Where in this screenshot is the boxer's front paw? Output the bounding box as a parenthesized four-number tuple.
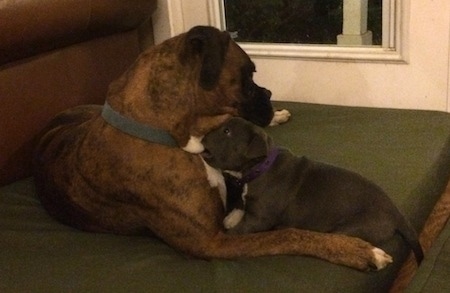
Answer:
(371, 247, 393, 270)
(269, 109, 291, 126)
(332, 236, 394, 271)
(223, 209, 245, 229)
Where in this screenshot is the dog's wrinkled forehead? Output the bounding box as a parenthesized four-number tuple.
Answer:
(228, 41, 256, 82)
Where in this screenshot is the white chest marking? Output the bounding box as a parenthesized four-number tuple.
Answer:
(201, 157, 226, 206)
(182, 136, 204, 154)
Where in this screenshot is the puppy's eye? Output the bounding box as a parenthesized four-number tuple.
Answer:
(223, 128, 231, 135)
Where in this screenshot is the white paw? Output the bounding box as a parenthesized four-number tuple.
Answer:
(269, 109, 291, 126)
(371, 247, 393, 270)
(182, 136, 204, 153)
(223, 209, 245, 229)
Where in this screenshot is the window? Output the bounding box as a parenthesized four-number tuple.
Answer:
(208, 0, 404, 62)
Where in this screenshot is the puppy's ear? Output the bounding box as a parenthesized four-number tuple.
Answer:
(245, 133, 269, 161)
(181, 26, 230, 90)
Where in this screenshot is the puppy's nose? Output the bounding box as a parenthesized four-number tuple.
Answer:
(264, 88, 272, 99)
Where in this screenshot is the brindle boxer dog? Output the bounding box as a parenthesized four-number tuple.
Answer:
(33, 26, 392, 270)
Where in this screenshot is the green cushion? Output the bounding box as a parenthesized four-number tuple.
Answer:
(405, 219, 450, 293)
(268, 102, 450, 231)
(1, 102, 450, 292)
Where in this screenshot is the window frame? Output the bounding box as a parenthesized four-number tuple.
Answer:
(208, 0, 406, 63)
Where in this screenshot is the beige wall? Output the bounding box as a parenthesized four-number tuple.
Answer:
(154, 0, 450, 112)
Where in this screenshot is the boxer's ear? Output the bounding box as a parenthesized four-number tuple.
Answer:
(245, 133, 269, 161)
(182, 26, 230, 90)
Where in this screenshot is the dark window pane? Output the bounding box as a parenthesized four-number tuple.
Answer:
(224, 0, 382, 45)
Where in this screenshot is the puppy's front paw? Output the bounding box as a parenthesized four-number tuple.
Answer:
(223, 209, 245, 229)
(371, 247, 393, 270)
(270, 109, 291, 126)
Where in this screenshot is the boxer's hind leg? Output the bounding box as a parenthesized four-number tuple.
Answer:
(186, 228, 393, 271)
(142, 194, 393, 271)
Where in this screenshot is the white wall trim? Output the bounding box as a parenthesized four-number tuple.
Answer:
(206, 0, 224, 30)
(447, 23, 450, 112)
(152, 0, 185, 44)
(167, 0, 185, 36)
(232, 43, 403, 63)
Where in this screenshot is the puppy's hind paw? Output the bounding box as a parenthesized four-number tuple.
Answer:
(270, 109, 291, 126)
(371, 247, 393, 271)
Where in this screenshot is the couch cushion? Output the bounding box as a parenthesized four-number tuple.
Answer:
(267, 102, 450, 231)
(0, 0, 157, 65)
(405, 219, 450, 292)
(0, 31, 142, 186)
(1, 102, 450, 292)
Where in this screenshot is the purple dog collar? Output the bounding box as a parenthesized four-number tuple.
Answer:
(238, 147, 280, 185)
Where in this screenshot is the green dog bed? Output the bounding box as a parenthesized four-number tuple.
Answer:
(405, 217, 450, 292)
(1, 102, 450, 292)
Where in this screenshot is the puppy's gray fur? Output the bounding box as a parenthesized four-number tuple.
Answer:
(201, 117, 424, 263)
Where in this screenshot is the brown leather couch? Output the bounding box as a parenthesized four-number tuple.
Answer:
(0, 0, 157, 185)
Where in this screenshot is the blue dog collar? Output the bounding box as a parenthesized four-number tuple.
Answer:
(101, 101, 178, 147)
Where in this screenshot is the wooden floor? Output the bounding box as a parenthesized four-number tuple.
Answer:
(389, 181, 450, 292)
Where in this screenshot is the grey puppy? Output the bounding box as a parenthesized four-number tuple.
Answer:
(201, 117, 423, 264)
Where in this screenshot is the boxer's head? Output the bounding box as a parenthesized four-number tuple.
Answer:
(179, 26, 274, 127)
(106, 26, 274, 151)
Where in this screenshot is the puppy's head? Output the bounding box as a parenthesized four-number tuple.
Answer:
(201, 117, 271, 171)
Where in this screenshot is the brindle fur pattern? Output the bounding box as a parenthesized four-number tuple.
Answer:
(33, 26, 391, 270)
